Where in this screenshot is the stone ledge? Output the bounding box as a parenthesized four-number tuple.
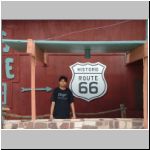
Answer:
(2, 118, 144, 129)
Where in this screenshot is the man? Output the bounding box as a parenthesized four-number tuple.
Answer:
(50, 76, 76, 119)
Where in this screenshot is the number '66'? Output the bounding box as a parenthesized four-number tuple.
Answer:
(79, 82, 98, 94)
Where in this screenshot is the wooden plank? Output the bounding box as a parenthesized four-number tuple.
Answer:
(31, 55, 36, 121)
(35, 45, 44, 63)
(143, 57, 148, 128)
(27, 39, 35, 56)
(27, 39, 36, 121)
(144, 42, 148, 58)
(3, 39, 145, 53)
(126, 43, 148, 64)
(27, 39, 47, 64)
(44, 53, 48, 65)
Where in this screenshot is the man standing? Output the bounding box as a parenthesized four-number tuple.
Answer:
(50, 76, 76, 119)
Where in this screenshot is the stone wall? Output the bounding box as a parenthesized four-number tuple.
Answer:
(2, 118, 144, 129)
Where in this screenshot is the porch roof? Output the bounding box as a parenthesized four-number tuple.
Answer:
(2, 39, 146, 53)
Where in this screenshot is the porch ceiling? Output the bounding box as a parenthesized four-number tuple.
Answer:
(2, 39, 146, 53)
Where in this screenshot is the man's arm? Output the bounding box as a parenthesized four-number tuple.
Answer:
(71, 102, 76, 119)
(50, 101, 55, 119)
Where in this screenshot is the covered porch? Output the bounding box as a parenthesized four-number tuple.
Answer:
(2, 39, 148, 129)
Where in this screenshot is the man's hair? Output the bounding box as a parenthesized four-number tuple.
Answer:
(59, 76, 68, 82)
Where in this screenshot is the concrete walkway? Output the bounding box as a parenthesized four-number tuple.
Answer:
(2, 118, 144, 129)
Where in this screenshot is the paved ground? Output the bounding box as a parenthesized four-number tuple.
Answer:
(2, 118, 144, 129)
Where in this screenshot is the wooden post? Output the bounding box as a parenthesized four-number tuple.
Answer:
(2, 107, 10, 128)
(126, 44, 145, 64)
(31, 56, 36, 121)
(120, 104, 126, 118)
(143, 43, 148, 129)
(126, 43, 148, 128)
(27, 39, 36, 121)
(143, 57, 148, 129)
(26, 39, 46, 121)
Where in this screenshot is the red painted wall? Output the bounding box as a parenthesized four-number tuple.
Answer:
(2, 20, 144, 118)
(2, 53, 143, 118)
(2, 20, 146, 41)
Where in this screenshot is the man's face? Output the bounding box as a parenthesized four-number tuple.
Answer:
(59, 79, 67, 88)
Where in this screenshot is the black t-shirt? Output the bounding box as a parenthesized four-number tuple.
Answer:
(51, 87, 74, 119)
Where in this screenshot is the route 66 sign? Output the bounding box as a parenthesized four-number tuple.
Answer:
(69, 62, 107, 102)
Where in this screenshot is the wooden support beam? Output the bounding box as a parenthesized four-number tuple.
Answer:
(27, 39, 47, 65)
(35, 45, 44, 62)
(44, 53, 48, 65)
(126, 43, 148, 64)
(143, 57, 148, 129)
(27, 39, 36, 56)
(27, 39, 36, 121)
(26, 39, 48, 121)
(126, 42, 148, 128)
(30, 56, 36, 121)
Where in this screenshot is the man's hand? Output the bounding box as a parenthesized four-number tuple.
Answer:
(71, 102, 76, 119)
(50, 102, 55, 121)
(72, 114, 76, 119)
(50, 115, 53, 120)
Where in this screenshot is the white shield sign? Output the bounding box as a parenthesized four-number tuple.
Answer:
(69, 62, 107, 102)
